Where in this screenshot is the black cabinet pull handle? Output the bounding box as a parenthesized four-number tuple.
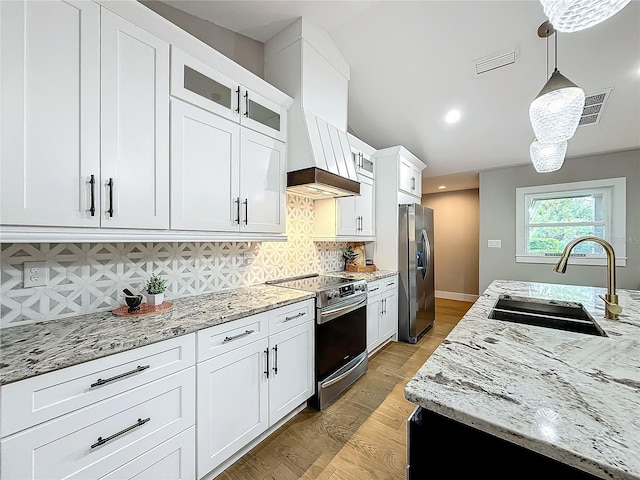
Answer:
(244, 91, 249, 118)
(235, 87, 240, 113)
(273, 345, 278, 375)
(89, 175, 96, 216)
(91, 417, 150, 449)
(223, 329, 254, 343)
(90, 365, 150, 388)
(411, 177, 416, 190)
(234, 197, 240, 225)
(243, 199, 248, 225)
(264, 348, 269, 379)
(107, 178, 114, 217)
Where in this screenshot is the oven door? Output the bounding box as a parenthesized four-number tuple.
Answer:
(316, 294, 367, 381)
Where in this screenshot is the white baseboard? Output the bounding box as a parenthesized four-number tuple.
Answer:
(436, 290, 479, 302)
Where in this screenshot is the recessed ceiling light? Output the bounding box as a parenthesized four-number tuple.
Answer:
(445, 110, 461, 124)
(438, 185, 447, 190)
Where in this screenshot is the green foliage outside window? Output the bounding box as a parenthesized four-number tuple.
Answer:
(527, 194, 605, 255)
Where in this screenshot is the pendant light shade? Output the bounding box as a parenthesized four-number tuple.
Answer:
(530, 139, 567, 173)
(529, 69, 585, 143)
(540, 0, 631, 33)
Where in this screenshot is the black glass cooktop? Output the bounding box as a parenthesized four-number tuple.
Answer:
(267, 274, 355, 293)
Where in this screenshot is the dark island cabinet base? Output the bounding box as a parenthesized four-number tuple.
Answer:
(407, 406, 601, 479)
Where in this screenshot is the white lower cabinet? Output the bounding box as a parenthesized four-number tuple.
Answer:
(196, 336, 270, 478)
(0, 368, 195, 480)
(196, 299, 314, 478)
(268, 321, 314, 425)
(366, 276, 398, 355)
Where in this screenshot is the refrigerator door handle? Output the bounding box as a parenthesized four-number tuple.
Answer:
(421, 229, 430, 280)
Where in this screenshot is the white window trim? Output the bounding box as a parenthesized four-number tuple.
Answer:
(515, 178, 627, 266)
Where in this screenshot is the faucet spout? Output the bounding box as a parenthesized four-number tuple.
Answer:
(553, 236, 621, 320)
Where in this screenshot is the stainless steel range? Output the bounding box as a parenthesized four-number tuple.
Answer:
(267, 274, 368, 410)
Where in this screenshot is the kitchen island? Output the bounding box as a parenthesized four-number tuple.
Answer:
(405, 279, 640, 479)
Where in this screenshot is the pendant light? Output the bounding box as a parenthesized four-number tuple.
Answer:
(540, 0, 631, 33)
(529, 22, 585, 144)
(530, 139, 567, 173)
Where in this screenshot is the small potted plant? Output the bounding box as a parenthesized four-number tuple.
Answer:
(343, 245, 359, 270)
(144, 273, 167, 306)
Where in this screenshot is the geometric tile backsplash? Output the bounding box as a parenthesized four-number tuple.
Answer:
(0, 194, 348, 328)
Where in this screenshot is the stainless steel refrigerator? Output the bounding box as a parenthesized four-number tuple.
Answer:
(398, 204, 435, 343)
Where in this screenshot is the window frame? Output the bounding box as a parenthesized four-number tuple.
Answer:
(515, 178, 626, 266)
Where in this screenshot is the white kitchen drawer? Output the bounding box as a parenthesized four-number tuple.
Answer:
(1, 334, 195, 438)
(367, 280, 383, 299)
(268, 299, 314, 334)
(381, 276, 398, 293)
(0, 368, 195, 480)
(196, 312, 268, 363)
(99, 427, 195, 480)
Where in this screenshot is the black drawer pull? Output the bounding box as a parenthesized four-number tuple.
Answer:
(90, 365, 150, 388)
(369, 287, 379, 292)
(223, 329, 254, 343)
(273, 345, 278, 375)
(107, 178, 114, 217)
(284, 312, 305, 323)
(91, 417, 150, 449)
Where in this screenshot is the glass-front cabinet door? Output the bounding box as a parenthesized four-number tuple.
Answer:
(171, 47, 240, 122)
(171, 47, 286, 142)
(240, 88, 287, 142)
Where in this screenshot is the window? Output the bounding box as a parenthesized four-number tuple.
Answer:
(516, 178, 626, 266)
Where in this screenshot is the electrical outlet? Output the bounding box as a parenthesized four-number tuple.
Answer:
(24, 262, 48, 287)
(488, 240, 502, 248)
(243, 253, 254, 266)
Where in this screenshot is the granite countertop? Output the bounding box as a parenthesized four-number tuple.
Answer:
(0, 284, 314, 386)
(405, 279, 640, 480)
(324, 269, 397, 282)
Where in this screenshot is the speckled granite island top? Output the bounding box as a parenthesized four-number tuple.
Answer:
(0, 284, 314, 386)
(405, 279, 640, 480)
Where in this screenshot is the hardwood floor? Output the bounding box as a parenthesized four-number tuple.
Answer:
(218, 298, 473, 480)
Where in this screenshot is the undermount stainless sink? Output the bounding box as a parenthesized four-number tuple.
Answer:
(488, 294, 607, 337)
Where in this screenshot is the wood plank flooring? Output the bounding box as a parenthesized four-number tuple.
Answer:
(218, 298, 473, 480)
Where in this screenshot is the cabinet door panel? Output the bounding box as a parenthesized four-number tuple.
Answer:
(366, 296, 381, 353)
(381, 290, 398, 341)
(197, 339, 269, 477)
(0, 0, 100, 227)
(170, 47, 239, 122)
(356, 176, 375, 236)
(268, 322, 313, 425)
(170, 100, 240, 231)
(101, 9, 169, 229)
(336, 196, 357, 236)
(239, 129, 286, 233)
(241, 88, 286, 142)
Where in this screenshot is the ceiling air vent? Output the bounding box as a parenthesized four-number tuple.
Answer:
(578, 88, 612, 127)
(474, 49, 518, 76)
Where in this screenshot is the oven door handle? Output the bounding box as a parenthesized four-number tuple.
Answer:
(321, 354, 368, 388)
(318, 295, 367, 324)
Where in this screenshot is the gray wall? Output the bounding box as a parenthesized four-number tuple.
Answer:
(140, 1, 264, 78)
(479, 149, 640, 293)
(422, 189, 479, 297)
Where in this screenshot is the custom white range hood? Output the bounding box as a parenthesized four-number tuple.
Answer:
(265, 18, 360, 199)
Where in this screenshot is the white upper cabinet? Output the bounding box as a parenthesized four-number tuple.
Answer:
(171, 48, 287, 142)
(171, 100, 285, 234)
(399, 158, 422, 199)
(0, 0, 101, 227)
(170, 100, 240, 232)
(101, 9, 170, 230)
(240, 129, 287, 234)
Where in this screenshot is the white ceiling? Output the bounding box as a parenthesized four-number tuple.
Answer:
(163, 1, 640, 192)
